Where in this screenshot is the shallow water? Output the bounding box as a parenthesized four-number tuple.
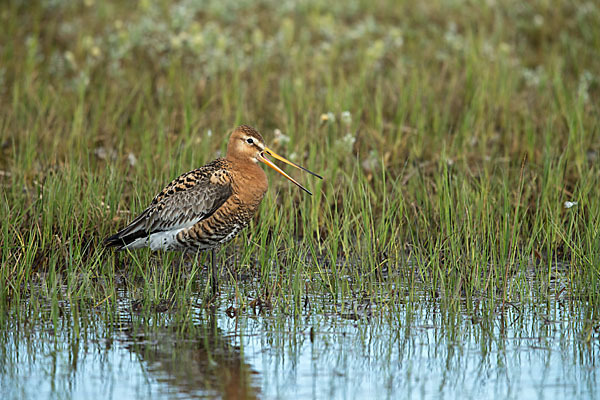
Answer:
(1, 286, 598, 400)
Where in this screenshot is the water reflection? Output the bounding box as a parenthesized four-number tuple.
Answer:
(0, 289, 598, 400)
(122, 310, 259, 399)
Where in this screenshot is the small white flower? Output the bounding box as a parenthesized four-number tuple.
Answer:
(64, 51, 77, 68)
(127, 152, 137, 166)
(206, 129, 212, 137)
(577, 71, 594, 103)
(335, 133, 355, 153)
(341, 111, 352, 126)
(361, 150, 379, 173)
(564, 201, 578, 209)
(342, 132, 355, 147)
(273, 129, 290, 145)
(94, 147, 108, 160)
(75, 71, 90, 89)
(522, 67, 543, 87)
(320, 112, 336, 124)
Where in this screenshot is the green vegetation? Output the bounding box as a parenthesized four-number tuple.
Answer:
(1, 0, 599, 331)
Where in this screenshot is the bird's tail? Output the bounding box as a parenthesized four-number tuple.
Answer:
(103, 211, 150, 250)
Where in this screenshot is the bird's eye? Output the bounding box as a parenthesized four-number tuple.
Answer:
(246, 138, 254, 144)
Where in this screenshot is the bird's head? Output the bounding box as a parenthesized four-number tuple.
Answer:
(226, 125, 322, 195)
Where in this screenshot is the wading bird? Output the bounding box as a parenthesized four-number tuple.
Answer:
(104, 125, 321, 293)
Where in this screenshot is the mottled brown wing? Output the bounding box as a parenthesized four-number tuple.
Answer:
(147, 177, 231, 231)
(104, 160, 232, 248)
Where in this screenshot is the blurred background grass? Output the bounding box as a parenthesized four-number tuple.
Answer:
(1, 0, 599, 312)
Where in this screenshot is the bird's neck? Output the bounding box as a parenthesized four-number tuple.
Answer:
(227, 157, 268, 202)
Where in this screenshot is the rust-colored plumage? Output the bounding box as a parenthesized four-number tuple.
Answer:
(104, 125, 321, 291)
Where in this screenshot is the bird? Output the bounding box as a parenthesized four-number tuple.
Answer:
(103, 125, 322, 293)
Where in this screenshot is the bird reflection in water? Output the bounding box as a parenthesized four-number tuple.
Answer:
(122, 311, 259, 399)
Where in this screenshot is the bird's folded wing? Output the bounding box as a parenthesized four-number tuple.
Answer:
(146, 179, 232, 233)
(104, 167, 232, 247)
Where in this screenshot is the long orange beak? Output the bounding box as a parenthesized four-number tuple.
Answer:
(258, 147, 322, 195)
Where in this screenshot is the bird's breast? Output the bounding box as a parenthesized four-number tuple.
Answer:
(231, 164, 268, 205)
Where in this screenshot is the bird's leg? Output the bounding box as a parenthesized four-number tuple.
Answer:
(211, 248, 218, 295)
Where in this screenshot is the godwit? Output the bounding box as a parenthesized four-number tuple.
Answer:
(104, 125, 321, 292)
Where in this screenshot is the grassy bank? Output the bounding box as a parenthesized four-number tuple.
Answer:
(1, 0, 599, 326)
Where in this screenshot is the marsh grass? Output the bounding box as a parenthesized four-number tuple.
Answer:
(0, 0, 599, 337)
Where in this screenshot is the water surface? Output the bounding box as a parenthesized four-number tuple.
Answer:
(1, 286, 598, 399)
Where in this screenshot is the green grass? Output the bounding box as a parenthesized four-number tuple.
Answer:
(1, 0, 599, 331)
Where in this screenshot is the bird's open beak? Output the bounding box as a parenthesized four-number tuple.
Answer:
(258, 147, 323, 195)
